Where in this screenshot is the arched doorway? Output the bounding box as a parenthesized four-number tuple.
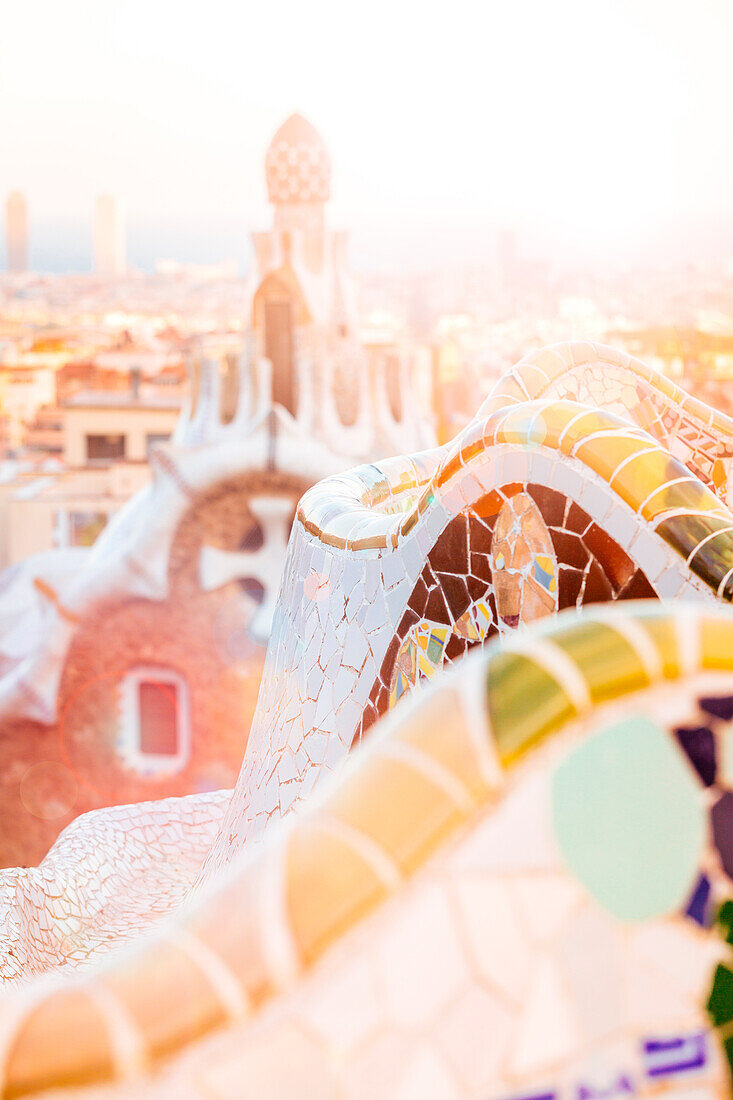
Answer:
(253, 267, 311, 419)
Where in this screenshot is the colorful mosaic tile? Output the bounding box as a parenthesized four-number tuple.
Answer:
(3, 604, 733, 1096)
(552, 714, 706, 921)
(4, 344, 733, 1097)
(208, 345, 733, 865)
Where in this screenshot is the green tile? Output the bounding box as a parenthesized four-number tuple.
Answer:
(721, 1032, 733, 1079)
(708, 964, 733, 1027)
(551, 621, 650, 704)
(552, 714, 705, 921)
(656, 514, 733, 593)
(717, 901, 733, 947)
(488, 651, 577, 765)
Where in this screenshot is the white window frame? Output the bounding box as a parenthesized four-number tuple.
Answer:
(119, 666, 191, 776)
(53, 509, 71, 548)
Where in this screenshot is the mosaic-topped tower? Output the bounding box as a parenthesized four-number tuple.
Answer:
(247, 114, 356, 393)
(265, 113, 331, 232)
(245, 114, 430, 456)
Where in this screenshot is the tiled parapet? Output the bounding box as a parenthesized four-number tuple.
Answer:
(204, 380, 733, 867)
(6, 603, 733, 1096)
(481, 340, 733, 505)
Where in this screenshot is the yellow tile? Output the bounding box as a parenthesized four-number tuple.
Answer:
(701, 617, 733, 670)
(397, 687, 494, 804)
(610, 449, 688, 513)
(572, 432, 653, 484)
(286, 822, 389, 965)
(5, 991, 114, 1096)
(326, 754, 466, 879)
(558, 409, 625, 456)
(102, 940, 226, 1062)
(640, 477, 722, 522)
(551, 621, 650, 704)
(638, 613, 682, 678)
(488, 651, 577, 766)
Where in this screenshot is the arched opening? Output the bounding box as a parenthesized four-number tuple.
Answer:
(240, 520, 264, 553)
(334, 357, 360, 427)
(253, 267, 310, 420)
(264, 301, 297, 415)
(189, 355, 201, 419)
(385, 352, 403, 423)
(219, 353, 240, 425)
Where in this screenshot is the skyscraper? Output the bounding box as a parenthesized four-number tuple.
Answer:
(5, 191, 28, 274)
(94, 194, 125, 278)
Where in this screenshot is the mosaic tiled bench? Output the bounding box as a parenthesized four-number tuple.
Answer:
(3, 603, 733, 1096)
(5, 343, 733, 1097)
(210, 342, 733, 858)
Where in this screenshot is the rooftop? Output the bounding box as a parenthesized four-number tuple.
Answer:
(62, 390, 182, 410)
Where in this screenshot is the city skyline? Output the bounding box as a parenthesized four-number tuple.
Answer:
(1, 0, 733, 274)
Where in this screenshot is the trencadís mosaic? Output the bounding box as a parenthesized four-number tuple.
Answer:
(4, 343, 733, 1098)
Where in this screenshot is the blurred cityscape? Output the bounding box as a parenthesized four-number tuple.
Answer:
(2, 128, 733, 572)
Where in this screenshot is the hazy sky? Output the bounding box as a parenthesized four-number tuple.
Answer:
(1, 0, 732, 272)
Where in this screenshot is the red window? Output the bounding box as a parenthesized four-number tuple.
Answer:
(138, 680, 180, 756)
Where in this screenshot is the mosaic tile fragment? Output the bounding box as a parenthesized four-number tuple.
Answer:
(552, 715, 706, 921)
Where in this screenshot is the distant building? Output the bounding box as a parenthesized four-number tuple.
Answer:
(608, 325, 733, 384)
(5, 191, 28, 274)
(0, 381, 181, 567)
(94, 194, 125, 278)
(60, 385, 180, 467)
